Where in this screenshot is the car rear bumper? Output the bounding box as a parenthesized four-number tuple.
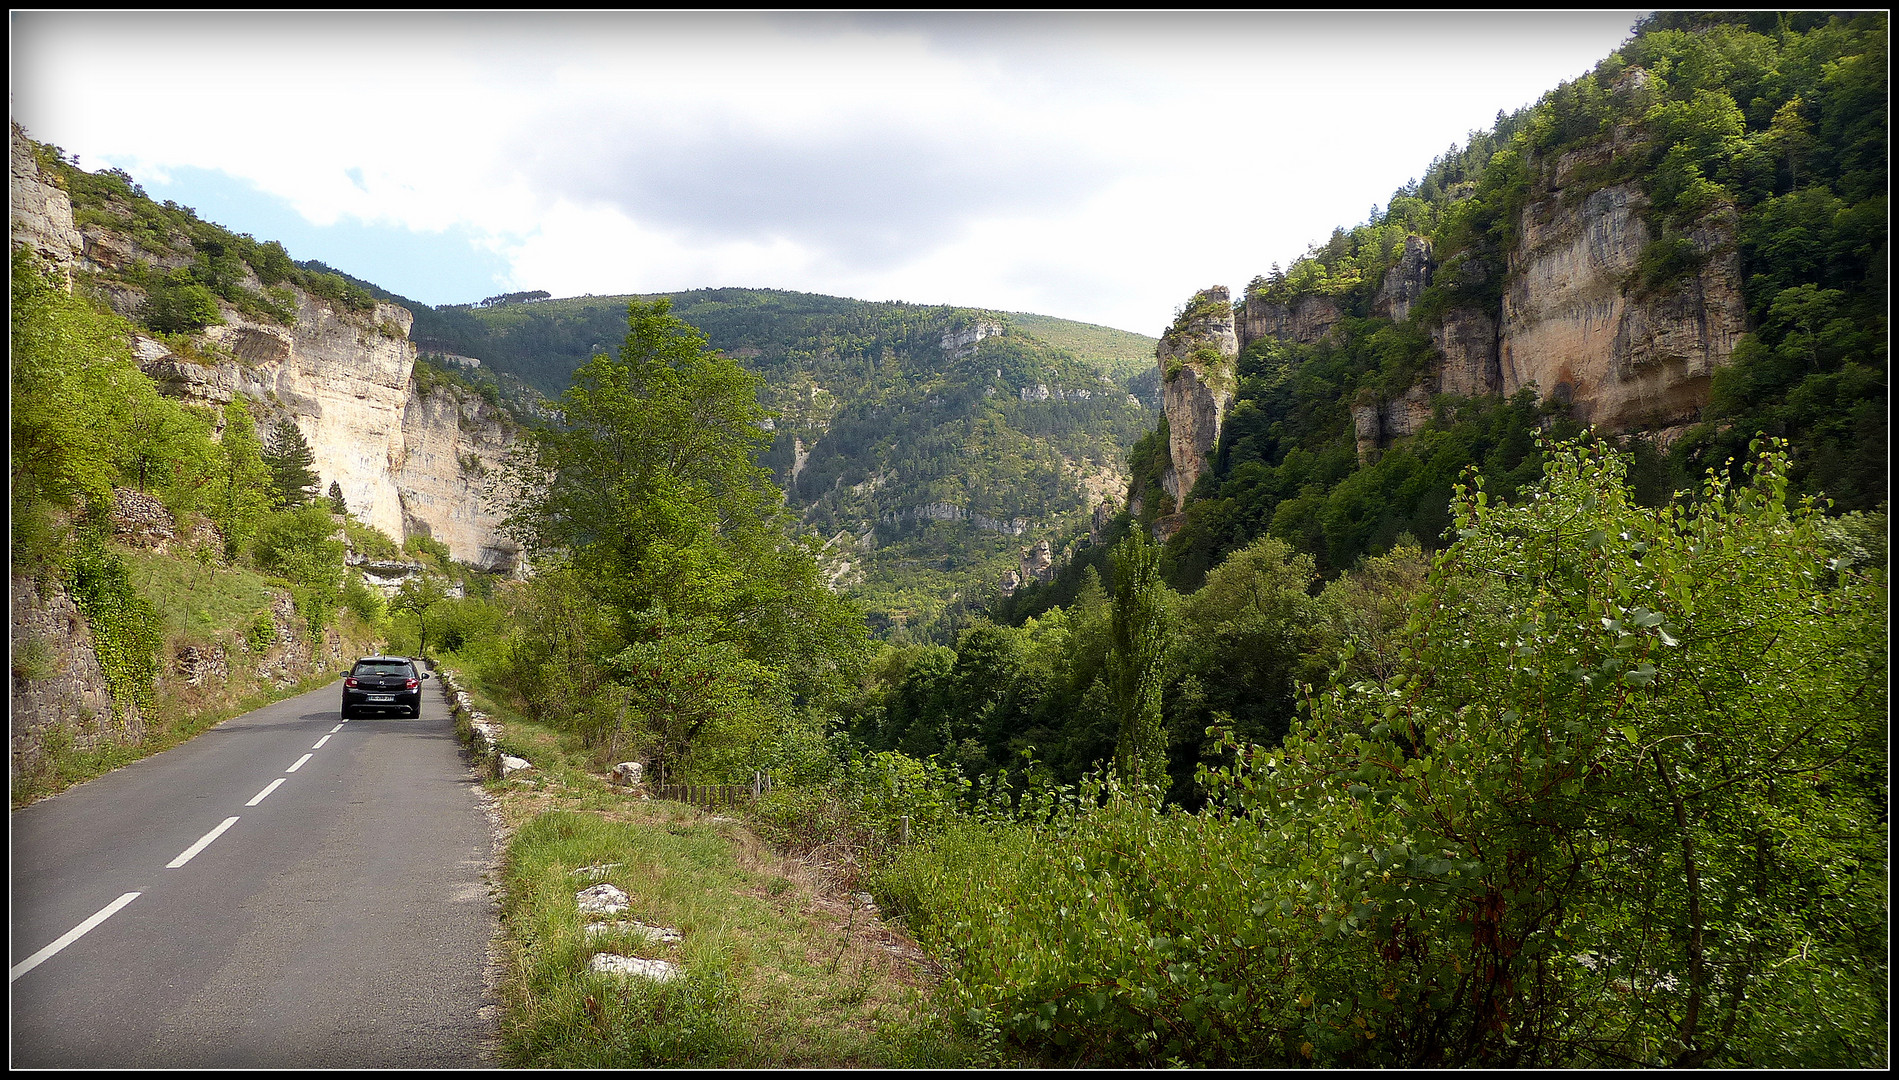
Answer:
(343, 690, 422, 713)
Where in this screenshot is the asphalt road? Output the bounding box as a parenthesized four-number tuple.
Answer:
(10, 675, 498, 1068)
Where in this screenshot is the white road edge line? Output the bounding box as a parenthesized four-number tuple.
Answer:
(313, 734, 331, 749)
(287, 753, 314, 772)
(245, 779, 285, 807)
(168, 815, 241, 868)
(10, 892, 142, 982)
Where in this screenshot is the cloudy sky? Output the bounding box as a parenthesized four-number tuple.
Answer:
(12, 11, 1645, 335)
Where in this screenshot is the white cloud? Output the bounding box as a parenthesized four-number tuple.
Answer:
(11, 11, 1644, 334)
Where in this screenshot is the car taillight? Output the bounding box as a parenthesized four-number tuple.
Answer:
(345, 677, 359, 688)
(405, 678, 419, 690)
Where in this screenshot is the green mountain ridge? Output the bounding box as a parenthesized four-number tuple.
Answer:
(163, 255, 1163, 639)
(405, 287, 1160, 636)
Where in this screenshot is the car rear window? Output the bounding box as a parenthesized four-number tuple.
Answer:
(352, 660, 415, 677)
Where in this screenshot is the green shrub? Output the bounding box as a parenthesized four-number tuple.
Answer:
(342, 574, 386, 624)
(65, 524, 163, 718)
(140, 281, 225, 335)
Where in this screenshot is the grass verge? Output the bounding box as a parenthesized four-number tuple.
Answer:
(440, 668, 992, 1067)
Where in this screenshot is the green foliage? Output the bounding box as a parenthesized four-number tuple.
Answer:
(249, 504, 345, 634)
(1107, 533, 1170, 794)
(1222, 437, 1887, 1065)
(1209, 11, 1888, 554)
(390, 574, 450, 654)
(412, 287, 1153, 638)
(498, 297, 870, 772)
(65, 524, 164, 719)
(11, 247, 145, 510)
(340, 516, 401, 561)
(879, 438, 1885, 1067)
(138, 278, 225, 335)
(262, 418, 321, 509)
(210, 399, 275, 560)
(340, 573, 385, 625)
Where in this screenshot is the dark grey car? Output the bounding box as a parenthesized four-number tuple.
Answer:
(342, 656, 425, 717)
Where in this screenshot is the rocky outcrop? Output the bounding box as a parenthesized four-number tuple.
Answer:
(1157, 287, 1240, 508)
(393, 384, 521, 572)
(10, 122, 82, 279)
(1499, 181, 1746, 430)
(1239, 292, 1343, 349)
(940, 319, 1003, 358)
(881, 503, 1031, 536)
(9, 569, 354, 784)
(13, 123, 521, 571)
(998, 538, 1060, 595)
(123, 296, 517, 569)
(10, 574, 130, 781)
(1432, 307, 1502, 396)
(1372, 235, 1433, 323)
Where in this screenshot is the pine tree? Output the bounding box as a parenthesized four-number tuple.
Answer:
(1109, 531, 1170, 796)
(262, 418, 320, 508)
(328, 480, 348, 515)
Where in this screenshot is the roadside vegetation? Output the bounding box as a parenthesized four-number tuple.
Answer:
(11, 11, 1884, 1066)
(417, 276, 1881, 1067)
(8, 245, 462, 806)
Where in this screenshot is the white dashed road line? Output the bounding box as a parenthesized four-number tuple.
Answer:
(21, 713, 353, 980)
(11, 892, 142, 982)
(168, 815, 241, 868)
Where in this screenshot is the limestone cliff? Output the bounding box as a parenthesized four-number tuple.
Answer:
(1500, 172, 1746, 430)
(9, 122, 82, 283)
(11, 129, 522, 570)
(1238, 163, 1745, 464)
(393, 383, 521, 571)
(1156, 287, 1240, 509)
(1238, 291, 1342, 349)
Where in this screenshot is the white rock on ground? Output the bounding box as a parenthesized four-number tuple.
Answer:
(570, 863, 623, 880)
(576, 883, 630, 915)
(501, 755, 532, 775)
(585, 921, 681, 944)
(588, 954, 680, 981)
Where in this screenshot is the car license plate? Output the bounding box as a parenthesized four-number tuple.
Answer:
(369, 695, 394, 702)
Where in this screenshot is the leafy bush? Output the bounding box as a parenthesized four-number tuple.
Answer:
(249, 504, 346, 634)
(66, 523, 164, 718)
(883, 438, 1886, 1067)
(139, 280, 225, 335)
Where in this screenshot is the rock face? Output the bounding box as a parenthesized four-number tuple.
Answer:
(10, 574, 131, 781)
(1432, 307, 1502, 397)
(9, 568, 352, 783)
(1372, 235, 1434, 323)
(11, 125, 521, 571)
(393, 384, 521, 572)
(1238, 292, 1342, 349)
(940, 319, 1003, 358)
(113, 288, 516, 571)
(10, 123, 82, 280)
(881, 503, 1031, 536)
(1500, 182, 1746, 430)
(1235, 181, 1744, 470)
(1157, 287, 1240, 507)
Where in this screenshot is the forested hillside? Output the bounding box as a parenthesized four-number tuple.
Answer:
(11, 10, 1885, 1068)
(1125, 10, 1886, 593)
